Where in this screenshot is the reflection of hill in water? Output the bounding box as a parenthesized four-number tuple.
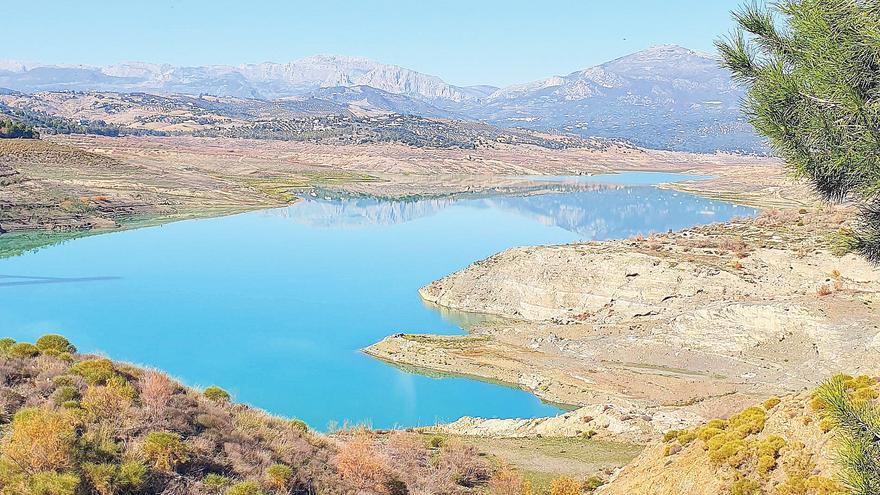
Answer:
(482, 188, 754, 239)
(271, 185, 755, 239)
(272, 196, 458, 228)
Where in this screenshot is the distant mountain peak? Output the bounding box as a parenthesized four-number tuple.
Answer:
(0, 46, 763, 153)
(607, 44, 716, 66)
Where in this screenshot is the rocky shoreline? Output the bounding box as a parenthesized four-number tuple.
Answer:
(364, 176, 880, 442)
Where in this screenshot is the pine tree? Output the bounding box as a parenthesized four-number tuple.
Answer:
(816, 376, 880, 494)
(716, 0, 880, 262)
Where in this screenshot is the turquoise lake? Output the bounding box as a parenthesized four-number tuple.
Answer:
(0, 172, 756, 429)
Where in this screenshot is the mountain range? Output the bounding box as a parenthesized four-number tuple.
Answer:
(0, 46, 763, 153)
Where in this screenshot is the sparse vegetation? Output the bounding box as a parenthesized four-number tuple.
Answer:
(1, 102, 165, 137)
(0, 334, 502, 494)
(655, 379, 877, 495)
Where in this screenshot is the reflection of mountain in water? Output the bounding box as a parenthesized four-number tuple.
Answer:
(272, 186, 755, 238)
(271, 196, 458, 228)
(482, 188, 755, 239)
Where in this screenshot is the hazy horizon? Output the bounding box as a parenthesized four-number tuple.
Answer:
(5, 0, 743, 87)
(0, 43, 715, 90)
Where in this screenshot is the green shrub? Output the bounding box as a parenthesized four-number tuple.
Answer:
(42, 349, 62, 358)
(69, 358, 116, 385)
(53, 386, 79, 405)
(290, 418, 309, 432)
(28, 471, 80, 495)
(80, 460, 146, 494)
(266, 463, 293, 491)
(82, 462, 116, 495)
(226, 480, 265, 495)
(706, 433, 746, 465)
(204, 386, 231, 403)
(0, 337, 16, 355)
(755, 435, 786, 476)
(583, 475, 604, 492)
(728, 407, 766, 437)
(4, 407, 77, 473)
(78, 429, 122, 462)
(142, 431, 188, 472)
(697, 426, 724, 442)
(8, 342, 40, 358)
(428, 435, 445, 448)
(676, 430, 697, 445)
(53, 375, 75, 387)
(116, 461, 147, 490)
(663, 429, 680, 442)
(763, 397, 781, 410)
(729, 477, 761, 495)
(202, 473, 232, 493)
(204, 473, 233, 490)
(36, 334, 76, 354)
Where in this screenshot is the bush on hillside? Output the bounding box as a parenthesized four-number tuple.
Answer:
(0, 334, 497, 494)
(36, 334, 77, 354)
(142, 432, 188, 473)
(69, 358, 116, 385)
(203, 385, 231, 403)
(7, 342, 39, 358)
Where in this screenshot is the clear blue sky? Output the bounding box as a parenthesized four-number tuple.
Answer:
(5, 0, 745, 87)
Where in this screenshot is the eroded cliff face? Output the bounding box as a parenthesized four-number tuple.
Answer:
(367, 207, 880, 433)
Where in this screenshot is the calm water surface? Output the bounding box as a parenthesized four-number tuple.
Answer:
(0, 173, 755, 429)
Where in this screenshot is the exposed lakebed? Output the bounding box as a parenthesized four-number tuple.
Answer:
(0, 173, 756, 429)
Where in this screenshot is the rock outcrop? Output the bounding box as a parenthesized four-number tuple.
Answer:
(368, 208, 880, 427)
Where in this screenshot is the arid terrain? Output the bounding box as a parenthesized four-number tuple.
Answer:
(370, 205, 879, 419)
(0, 133, 774, 253)
(2, 132, 875, 492)
(357, 155, 879, 491)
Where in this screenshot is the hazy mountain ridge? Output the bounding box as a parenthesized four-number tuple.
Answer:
(0, 46, 764, 152)
(469, 45, 759, 152)
(0, 55, 475, 102)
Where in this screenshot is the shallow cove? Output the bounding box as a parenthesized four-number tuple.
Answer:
(0, 172, 756, 429)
